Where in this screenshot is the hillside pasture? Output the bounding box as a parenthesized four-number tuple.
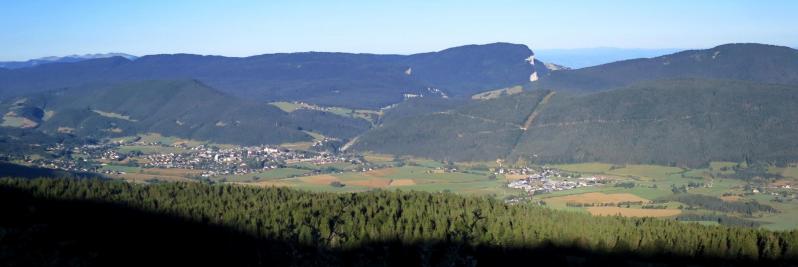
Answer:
(471, 85, 524, 100)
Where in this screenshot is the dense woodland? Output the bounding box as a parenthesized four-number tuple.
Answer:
(361, 79, 798, 167)
(1, 177, 797, 266)
(0, 43, 541, 109)
(2, 80, 373, 145)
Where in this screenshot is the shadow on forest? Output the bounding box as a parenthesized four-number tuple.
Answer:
(0, 186, 789, 267)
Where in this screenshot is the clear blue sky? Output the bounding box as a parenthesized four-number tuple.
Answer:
(1, 0, 796, 60)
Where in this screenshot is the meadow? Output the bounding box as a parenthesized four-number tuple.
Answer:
(99, 139, 798, 230)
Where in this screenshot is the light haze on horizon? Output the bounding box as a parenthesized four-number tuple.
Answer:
(1, 0, 796, 61)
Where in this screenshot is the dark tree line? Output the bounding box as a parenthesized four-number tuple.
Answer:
(1, 177, 797, 265)
(665, 193, 778, 215)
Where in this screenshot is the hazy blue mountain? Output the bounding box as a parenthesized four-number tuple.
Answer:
(0, 43, 548, 109)
(535, 43, 798, 92)
(0, 53, 137, 69)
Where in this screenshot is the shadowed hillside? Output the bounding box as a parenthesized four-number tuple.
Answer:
(1, 177, 795, 266)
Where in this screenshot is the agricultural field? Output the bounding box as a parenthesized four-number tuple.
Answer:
(536, 162, 798, 230)
(217, 167, 311, 182)
(94, 141, 798, 230)
(102, 164, 198, 183)
(234, 164, 516, 197)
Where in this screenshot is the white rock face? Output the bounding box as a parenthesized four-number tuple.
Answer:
(529, 71, 539, 82)
(526, 54, 538, 82)
(526, 55, 536, 65)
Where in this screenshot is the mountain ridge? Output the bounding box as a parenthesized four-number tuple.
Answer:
(535, 43, 798, 92)
(0, 53, 137, 69)
(0, 43, 547, 109)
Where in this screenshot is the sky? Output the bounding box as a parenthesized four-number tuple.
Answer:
(1, 0, 797, 61)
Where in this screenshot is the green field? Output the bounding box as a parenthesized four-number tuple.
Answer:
(100, 164, 141, 173)
(218, 168, 311, 182)
(235, 165, 520, 198)
(93, 148, 798, 230)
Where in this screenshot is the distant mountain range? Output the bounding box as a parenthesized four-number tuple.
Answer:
(0, 53, 138, 69)
(0, 43, 551, 109)
(2, 42, 798, 166)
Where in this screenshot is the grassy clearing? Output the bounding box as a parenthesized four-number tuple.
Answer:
(551, 163, 613, 173)
(605, 165, 684, 181)
(471, 85, 524, 100)
(100, 164, 141, 173)
(92, 109, 137, 121)
(363, 153, 396, 164)
(270, 101, 302, 112)
(106, 172, 193, 183)
(1, 113, 37, 128)
(303, 130, 326, 141)
(269, 101, 381, 123)
(586, 207, 681, 217)
(220, 168, 311, 182)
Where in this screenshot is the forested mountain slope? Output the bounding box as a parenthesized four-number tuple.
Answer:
(353, 90, 551, 161)
(535, 43, 798, 92)
(1, 80, 371, 145)
(355, 79, 798, 166)
(0, 43, 547, 108)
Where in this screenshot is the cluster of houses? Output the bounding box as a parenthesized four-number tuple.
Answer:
(20, 155, 96, 173)
(506, 167, 605, 194)
(140, 144, 359, 177)
(20, 137, 363, 179)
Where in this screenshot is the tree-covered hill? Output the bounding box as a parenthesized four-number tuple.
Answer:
(1, 80, 370, 145)
(514, 79, 798, 166)
(0, 177, 795, 266)
(536, 43, 798, 92)
(0, 43, 546, 109)
(353, 90, 551, 161)
(355, 79, 798, 166)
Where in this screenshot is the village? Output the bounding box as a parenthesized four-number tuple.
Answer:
(504, 166, 607, 194)
(13, 137, 363, 179)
